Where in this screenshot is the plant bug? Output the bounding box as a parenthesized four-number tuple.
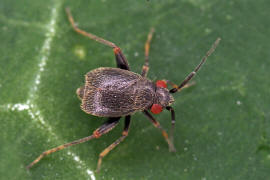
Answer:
(27, 8, 221, 172)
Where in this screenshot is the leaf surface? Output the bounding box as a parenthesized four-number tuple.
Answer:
(1, 0, 270, 179)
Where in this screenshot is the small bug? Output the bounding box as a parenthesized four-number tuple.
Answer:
(27, 8, 220, 172)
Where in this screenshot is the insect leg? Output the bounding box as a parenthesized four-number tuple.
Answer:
(113, 47, 130, 70)
(141, 28, 155, 77)
(143, 110, 176, 152)
(96, 115, 131, 172)
(26, 117, 120, 169)
(166, 106, 175, 148)
(170, 38, 221, 93)
(65, 8, 130, 70)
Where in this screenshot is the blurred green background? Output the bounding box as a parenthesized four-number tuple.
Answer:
(0, 0, 269, 179)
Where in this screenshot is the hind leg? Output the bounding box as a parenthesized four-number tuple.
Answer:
(26, 117, 121, 169)
(66, 8, 130, 70)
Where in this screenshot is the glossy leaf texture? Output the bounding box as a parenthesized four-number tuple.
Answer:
(0, 0, 270, 179)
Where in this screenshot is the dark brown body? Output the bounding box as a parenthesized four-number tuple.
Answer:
(77, 67, 157, 117)
(26, 9, 220, 172)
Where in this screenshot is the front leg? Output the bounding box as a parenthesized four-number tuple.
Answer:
(143, 110, 176, 152)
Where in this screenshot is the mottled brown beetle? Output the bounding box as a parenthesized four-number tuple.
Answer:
(27, 8, 220, 172)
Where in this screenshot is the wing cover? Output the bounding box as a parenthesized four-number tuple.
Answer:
(81, 67, 155, 117)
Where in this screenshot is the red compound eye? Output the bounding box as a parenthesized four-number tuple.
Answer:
(151, 104, 163, 114)
(156, 80, 167, 88)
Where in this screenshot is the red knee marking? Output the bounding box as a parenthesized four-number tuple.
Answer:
(93, 130, 101, 138)
(113, 47, 121, 54)
(122, 131, 128, 136)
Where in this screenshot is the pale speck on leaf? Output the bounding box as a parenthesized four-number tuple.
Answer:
(226, 14, 233, 20)
(205, 28, 212, 34)
(236, 100, 242, 105)
(134, 52, 139, 57)
(74, 45, 87, 60)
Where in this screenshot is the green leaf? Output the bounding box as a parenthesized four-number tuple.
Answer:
(1, 0, 270, 179)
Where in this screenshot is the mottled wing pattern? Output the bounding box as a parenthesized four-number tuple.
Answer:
(80, 67, 155, 117)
